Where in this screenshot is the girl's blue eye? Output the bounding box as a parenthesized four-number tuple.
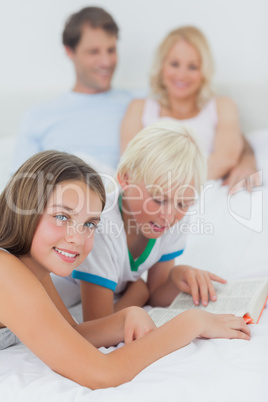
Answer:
(55, 214, 68, 221)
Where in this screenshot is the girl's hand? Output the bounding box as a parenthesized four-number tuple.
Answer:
(123, 306, 156, 344)
(170, 265, 227, 307)
(196, 310, 251, 340)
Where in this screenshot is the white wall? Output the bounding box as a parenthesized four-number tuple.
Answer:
(0, 0, 267, 136)
(1, 0, 267, 89)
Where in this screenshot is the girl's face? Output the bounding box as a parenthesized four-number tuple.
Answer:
(161, 40, 203, 102)
(121, 178, 196, 239)
(30, 180, 102, 277)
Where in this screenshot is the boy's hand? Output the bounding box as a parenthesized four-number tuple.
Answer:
(196, 310, 251, 340)
(170, 265, 227, 306)
(124, 306, 156, 344)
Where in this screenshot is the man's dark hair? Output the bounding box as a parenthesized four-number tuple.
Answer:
(62, 6, 119, 50)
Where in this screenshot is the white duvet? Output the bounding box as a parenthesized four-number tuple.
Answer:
(1, 310, 268, 402)
(1, 131, 268, 402)
(1, 182, 268, 402)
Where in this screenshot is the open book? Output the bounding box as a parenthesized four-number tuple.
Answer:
(149, 278, 268, 327)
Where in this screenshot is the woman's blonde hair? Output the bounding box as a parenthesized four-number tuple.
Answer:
(0, 150, 106, 256)
(150, 26, 214, 109)
(117, 120, 207, 196)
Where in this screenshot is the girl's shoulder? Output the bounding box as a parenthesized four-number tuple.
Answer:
(0, 250, 44, 324)
(0, 248, 14, 263)
(0, 250, 37, 291)
(0, 250, 26, 278)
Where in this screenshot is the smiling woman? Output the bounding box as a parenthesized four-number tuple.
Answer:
(120, 25, 244, 182)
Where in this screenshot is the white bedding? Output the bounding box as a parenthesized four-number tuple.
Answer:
(1, 307, 268, 402)
(1, 131, 268, 402)
(1, 187, 268, 402)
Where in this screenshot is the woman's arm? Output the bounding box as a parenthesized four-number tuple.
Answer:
(120, 99, 145, 154)
(222, 137, 261, 193)
(0, 253, 250, 390)
(207, 97, 244, 180)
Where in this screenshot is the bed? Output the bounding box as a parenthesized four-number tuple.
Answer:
(1, 308, 268, 402)
(1, 88, 268, 402)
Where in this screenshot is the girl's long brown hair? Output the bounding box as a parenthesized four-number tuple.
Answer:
(0, 150, 105, 255)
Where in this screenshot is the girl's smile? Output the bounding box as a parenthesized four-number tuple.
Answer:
(52, 247, 80, 263)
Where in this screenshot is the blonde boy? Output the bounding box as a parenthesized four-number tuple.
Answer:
(73, 121, 226, 320)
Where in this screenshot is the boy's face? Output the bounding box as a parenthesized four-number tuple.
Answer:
(121, 179, 196, 239)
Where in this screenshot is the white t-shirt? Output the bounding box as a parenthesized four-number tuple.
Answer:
(142, 97, 218, 156)
(72, 189, 189, 294)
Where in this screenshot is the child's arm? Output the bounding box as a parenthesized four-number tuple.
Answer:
(80, 280, 114, 321)
(147, 260, 226, 307)
(80, 278, 149, 321)
(0, 252, 155, 348)
(114, 278, 150, 311)
(0, 253, 250, 389)
(207, 97, 244, 180)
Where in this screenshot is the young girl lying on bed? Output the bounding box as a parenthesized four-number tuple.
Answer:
(70, 121, 245, 321)
(0, 149, 250, 389)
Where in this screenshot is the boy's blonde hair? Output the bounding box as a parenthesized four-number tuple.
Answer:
(150, 26, 214, 109)
(117, 120, 207, 196)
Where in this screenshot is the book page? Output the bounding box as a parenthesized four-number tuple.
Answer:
(149, 308, 181, 327)
(149, 278, 268, 327)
